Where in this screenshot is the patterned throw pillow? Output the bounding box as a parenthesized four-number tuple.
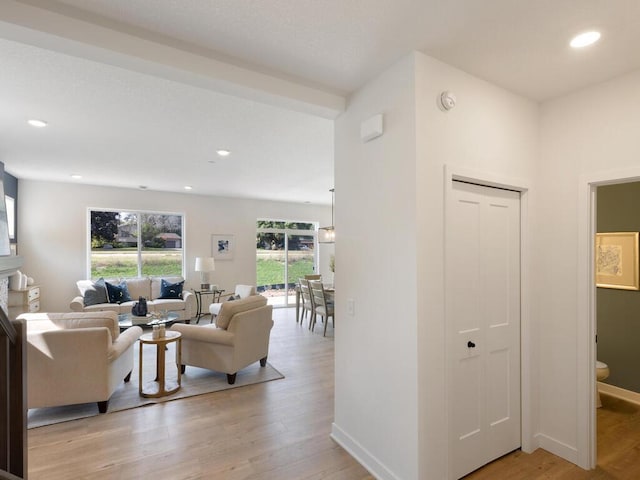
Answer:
(105, 281, 133, 304)
(83, 278, 108, 306)
(159, 279, 184, 299)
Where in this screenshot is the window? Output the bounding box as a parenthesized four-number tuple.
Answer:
(256, 220, 316, 307)
(90, 210, 184, 279)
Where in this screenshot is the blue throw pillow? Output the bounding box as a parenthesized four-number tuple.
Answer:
(159, 279, 184, 299)
(84, 278, 108, 306)
(105, 281, 132, 304)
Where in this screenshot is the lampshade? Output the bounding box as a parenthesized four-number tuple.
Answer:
(195, 256, 215, 272)
(318, 188, 335, 244)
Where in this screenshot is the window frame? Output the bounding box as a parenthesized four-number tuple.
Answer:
(87, 207, 186, 279)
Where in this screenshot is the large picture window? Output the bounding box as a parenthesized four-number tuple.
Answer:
(89, 209, 184, 279)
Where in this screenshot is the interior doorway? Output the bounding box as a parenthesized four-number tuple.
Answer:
(593, 181, 640, 467)
(579, 169, 640, 469)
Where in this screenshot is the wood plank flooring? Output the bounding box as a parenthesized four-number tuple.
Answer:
(27, 308, 640, 479)
(27, 308, 373, 480)
(466, 395, 640, 480)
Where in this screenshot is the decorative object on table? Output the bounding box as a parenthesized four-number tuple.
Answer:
(211, 234, 235, 260)
(131, 296, 148, 317)
(595, 232, 640, 290)
(318, 188, 335, 243)
(9, 270, 29, 290)
(194, 256, 215, 290)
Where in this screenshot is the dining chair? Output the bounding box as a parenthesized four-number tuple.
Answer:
(304, 274, 321, 280)
(298, 278, 315, 328)
(309, 280, 334, 336)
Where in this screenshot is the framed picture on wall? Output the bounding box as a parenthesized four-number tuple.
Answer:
(212, 234, 234, 260)
(595, 232, 640, 290)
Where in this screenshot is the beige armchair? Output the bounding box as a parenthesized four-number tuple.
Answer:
(19, 311, 142, 413)
(171, 295, 273, 384)
(208, 284, 256, 318)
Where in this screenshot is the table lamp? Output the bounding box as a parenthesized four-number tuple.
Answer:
(195, 256, 215, 291)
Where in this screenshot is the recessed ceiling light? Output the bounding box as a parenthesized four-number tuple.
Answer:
(27, 119, 48, 128)
(216, 149, 231, 157)
(70, 174, 82, 179)
(184, 185, 193, 190)
(570, 31, 601, 48)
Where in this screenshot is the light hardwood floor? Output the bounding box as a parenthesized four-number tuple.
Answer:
(466, 394, 640, 479)
(27, 308, 640, 479)
(27, 308, 373, 480)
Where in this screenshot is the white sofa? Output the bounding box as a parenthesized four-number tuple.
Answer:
(19, 311, 142, 413)
(70, 276, 195, 321)
(171, 295, 273, 384)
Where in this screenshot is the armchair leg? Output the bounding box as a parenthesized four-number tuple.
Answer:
(124, 370, 132, 382)
(180, 364, 186, 374)
(227, 373, 237, 384)
(97, 400, 108, 413)
(260, 356, 267, 367)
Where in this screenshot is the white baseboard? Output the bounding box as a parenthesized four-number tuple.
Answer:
(598, 382, 640, 406)
(535, 433, 578, 464)
(330, 423, 400, 480)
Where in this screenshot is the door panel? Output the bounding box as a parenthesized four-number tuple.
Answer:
(448, 181, 521, 479)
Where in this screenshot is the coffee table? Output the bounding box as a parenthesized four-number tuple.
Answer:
(118, 312, 180, 330)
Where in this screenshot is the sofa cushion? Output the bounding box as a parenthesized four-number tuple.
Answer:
(125, 277, 151, 300)
(215, 295, 267, 330)
(159, 279, 184, 299)
(106, 281, 132, 304)
(151, 276, 184, 299)
(83, 278, 108, 306)
(152, 298, 187, 311)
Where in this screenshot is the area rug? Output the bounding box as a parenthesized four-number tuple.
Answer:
(27, 342, 284, 429)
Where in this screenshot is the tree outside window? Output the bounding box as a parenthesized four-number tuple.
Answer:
(90, 210, 183, 279)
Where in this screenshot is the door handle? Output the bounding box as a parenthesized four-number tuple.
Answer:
(467, 341, 476, 348)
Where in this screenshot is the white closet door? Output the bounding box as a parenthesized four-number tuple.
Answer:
(447, 181, 521, 479)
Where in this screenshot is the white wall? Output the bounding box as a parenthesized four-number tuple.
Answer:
(333, 51, 539, 479)
(415, 53, 539, 478)
(17, 179, 333, 312)
(537, 68, 640, 465)
(333, 54, 420, 480)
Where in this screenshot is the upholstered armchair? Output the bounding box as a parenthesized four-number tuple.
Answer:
(171, 295, 273, 384)
(19, 311, 142, 413)
(208, 284, 256, 318)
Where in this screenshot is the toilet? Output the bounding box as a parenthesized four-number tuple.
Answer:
(596, 361, 610, 408)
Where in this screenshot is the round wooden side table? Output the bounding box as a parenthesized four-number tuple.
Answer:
(138, 330, 182, 398)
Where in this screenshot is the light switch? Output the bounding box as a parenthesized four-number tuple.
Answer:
(347, 298, 355, 316)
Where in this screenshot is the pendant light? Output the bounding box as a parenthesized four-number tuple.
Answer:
(318, 188, 335, 244)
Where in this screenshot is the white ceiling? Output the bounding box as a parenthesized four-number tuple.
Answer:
(1, 0, 639, 204)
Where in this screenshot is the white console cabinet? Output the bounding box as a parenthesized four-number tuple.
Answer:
(8, 285, 40, 319)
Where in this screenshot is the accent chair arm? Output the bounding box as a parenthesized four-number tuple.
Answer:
(170, 323, 234, 346)
(70, 296, 85, 311)
(109, 326, 143, 361)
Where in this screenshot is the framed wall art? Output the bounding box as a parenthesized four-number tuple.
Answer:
(212, 234, 234, 260)
(595, 232, 640, 290)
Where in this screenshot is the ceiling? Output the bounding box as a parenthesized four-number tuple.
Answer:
(1, 0, 639, 204)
